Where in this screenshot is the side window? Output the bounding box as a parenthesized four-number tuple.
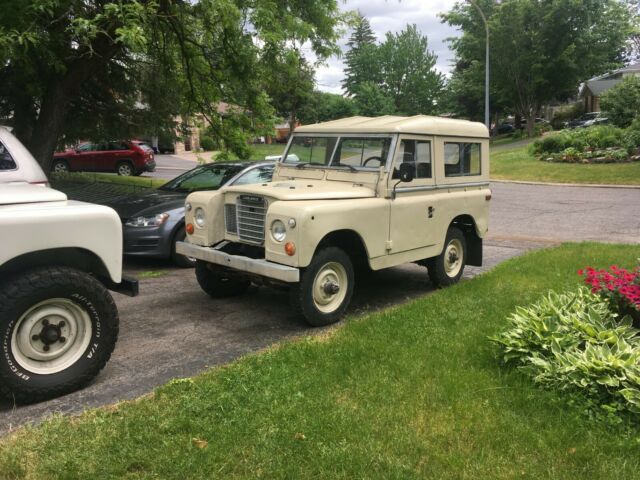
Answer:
(77, 143, 94, 152)
(109, 142, 128, 150)
(444, 142, 481, 177)
(394, 139, 432, 179)
(233, 166, 275, 186)
(0, 141, 17, 171)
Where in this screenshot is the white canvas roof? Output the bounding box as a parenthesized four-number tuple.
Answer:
(295, 115, 488, 138)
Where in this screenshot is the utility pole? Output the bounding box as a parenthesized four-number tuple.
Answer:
(468, 0, 490, 132)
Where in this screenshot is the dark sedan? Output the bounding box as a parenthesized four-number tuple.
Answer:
(107, 161, 274, 267)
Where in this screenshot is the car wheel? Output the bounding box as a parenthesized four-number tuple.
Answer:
(172, 227, 196, 268)
(0, 267, 119, 404)
(290, 247, 354, 327)
(117, 161, 134, 176)
(427, 227, 466, 288)
(195, 261, 250, 297)
(51, 159, 69, 173)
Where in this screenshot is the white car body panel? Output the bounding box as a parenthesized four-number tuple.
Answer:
(0, 126, 48, 185)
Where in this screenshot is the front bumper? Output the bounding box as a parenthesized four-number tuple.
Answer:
(122, 225, 173, 258)
(144, 159, 156, 172)
(176, 241, 300, 283)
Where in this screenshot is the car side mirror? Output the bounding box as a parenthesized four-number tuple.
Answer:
(398, 162, 414, 183)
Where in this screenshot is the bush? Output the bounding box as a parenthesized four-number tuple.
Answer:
(492, 288, 640, 420)
(531, 125, 626, 155)
(601, 76, 640, 128)
(199, 136, 216, 151)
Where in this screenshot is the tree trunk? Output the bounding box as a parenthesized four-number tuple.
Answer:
(289, 109, 297, 134)
(526, 115, 535, 137)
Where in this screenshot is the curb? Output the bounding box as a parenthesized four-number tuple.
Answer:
(490, 179, 640, 189)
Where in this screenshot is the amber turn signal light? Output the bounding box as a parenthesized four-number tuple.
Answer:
(284, 242, 296, 256)
(186, 223, 195, 234)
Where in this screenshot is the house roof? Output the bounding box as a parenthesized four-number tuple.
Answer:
(581, 79, 620, 96)
(295, 115, 488, 138)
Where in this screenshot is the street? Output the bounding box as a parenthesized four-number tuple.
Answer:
(0, 181, 638, 434)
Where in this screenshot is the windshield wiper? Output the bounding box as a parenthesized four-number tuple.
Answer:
(330, 163, 358, 172)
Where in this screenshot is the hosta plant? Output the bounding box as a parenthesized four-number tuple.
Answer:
(492, 288, 640, 419)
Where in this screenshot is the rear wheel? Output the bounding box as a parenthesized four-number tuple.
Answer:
(51, 159, 69, 173)
(195, 261, 250, 297)
(172, 227, 196, 268)
(0, 267, 119, 404)
(290, 247, 354, 327)
(116, 161, 134, 176)
(427, 227, 466, 288)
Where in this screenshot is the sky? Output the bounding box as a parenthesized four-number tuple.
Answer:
(313, 0, 461, 94)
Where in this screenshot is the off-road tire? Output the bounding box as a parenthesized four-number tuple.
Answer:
(0, 267, 119, 404)
(172, 227, 196, 268)
(290, 247, 354, 327)
(427, 227, 467, 288)
(51, 159, 69, 173)
(195, 260, 250, 297)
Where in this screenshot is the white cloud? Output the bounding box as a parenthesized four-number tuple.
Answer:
(314, 0, 461, 94)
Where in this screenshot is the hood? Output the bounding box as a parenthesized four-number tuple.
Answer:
(0, 184, 67, 205)
(224, 180, 376, 201)
(105, 189, 186, 219)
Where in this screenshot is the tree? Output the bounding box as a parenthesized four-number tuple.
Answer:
(342, 12, 380, 96)
(377, 25, 444, 115)
(601, 76, 640, 127)
(0, 0, 344, 171)
(442, 0, 632, 135)
(352, 82, 396, 116)
(298, 91, 358, 124)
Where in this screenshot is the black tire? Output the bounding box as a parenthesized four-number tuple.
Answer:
(0, 267, 119, 404)
(427, 227, 467, 288)
(116, 161, 134, 176)
(290, 247, 354, 327)
(195, 260, 250, 297)
(51, 159, 69, 173)
(172, 227, 196, 268)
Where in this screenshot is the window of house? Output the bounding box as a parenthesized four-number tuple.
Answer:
(444, 142, 481, 177)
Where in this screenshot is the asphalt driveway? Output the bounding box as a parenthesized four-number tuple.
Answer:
(1, 182, 638, 435)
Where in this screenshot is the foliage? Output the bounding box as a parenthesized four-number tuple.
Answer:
(551, 103, 585, 130)
(199, 136, 216, 152)
(442, 0, 632, 133)
(352, 81, 396, 117)
(297, 91, 358, 125)
(342, 12, 380, 96)
(580, 265, 640, 317)
(532, 125, 626, 154)
(492, 287, 640, 420)
(0, 0, 344, 170)
(601, 75, 640, 128)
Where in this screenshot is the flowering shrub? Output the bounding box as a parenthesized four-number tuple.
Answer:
(579, 265, 640, 321)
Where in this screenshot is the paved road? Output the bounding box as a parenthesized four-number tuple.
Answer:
(1, 182, 638, 435)
(146, 154, 197, 180)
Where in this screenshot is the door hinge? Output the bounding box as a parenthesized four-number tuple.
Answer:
(385, 240, 393, 251)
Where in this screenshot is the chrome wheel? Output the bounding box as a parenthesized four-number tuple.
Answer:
(11, 298, 92, 375)
(53, 161, 68, 173)
(117, 163, 133, 176)
(312, 262, 348, 314)
(444, 238, 463, 277)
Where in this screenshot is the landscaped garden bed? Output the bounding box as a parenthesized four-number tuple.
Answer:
(1, 243, 640, 479)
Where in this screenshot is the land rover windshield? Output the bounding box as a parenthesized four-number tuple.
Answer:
(283, 135, 393, 170)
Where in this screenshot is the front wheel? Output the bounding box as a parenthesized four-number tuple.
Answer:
(0, 267, 119, 403)
(427, 227, 467, 288)
(290, 247, 354, 327)
(195, 261, 250, 297)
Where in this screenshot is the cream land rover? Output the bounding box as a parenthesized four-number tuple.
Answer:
(177, 115, 490, 326)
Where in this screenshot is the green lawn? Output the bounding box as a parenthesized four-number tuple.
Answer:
(2, 243, 640, 479)
(216, 144, 286, 161)
(50, 171, 167, 188)
(491, 146, 640, 185)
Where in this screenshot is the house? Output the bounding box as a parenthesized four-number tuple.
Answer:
(580, 63, 640, 112)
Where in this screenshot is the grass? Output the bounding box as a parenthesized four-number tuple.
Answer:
(210, 144, 286, 162)
(491, 146, 640, 185)
(50, 171, 167, 188)
(136, 270, 168, 279)
(2, 243, 640, 479)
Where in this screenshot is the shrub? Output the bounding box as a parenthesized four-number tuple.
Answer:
(199, 136, 216, 151)
(532, 125, 625, 155)
(492, 288, 640, 420)
(532, 134, 568, 154)
(601, 76, 640, 128)
(623, 129, 640, 154)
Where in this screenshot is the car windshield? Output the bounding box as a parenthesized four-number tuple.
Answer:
(160, 164, 245, 193)
(283, 135, 392, 170)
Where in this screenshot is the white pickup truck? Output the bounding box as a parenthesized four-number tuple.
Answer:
(0, 127, 137, 403)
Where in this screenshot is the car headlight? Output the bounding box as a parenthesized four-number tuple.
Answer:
(194, 207, 206, 228)
(271, 219, 286, 242)
(125, 213, 169, 227)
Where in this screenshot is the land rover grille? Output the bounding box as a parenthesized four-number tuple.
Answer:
(225, 195, 266, 244)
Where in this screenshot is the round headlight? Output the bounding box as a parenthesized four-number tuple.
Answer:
(194, 207, 206, 228)
(271, 219, 286, 242)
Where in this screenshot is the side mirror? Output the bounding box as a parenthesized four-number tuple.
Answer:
(398, 162, 415, 183)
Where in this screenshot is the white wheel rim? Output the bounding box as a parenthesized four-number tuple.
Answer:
(10, 298, 93, 375)
(118, 164, 132, 175)
(444, 238, 463, 277)
(312, 262, 348, 314)
(54, 162, 67, 172)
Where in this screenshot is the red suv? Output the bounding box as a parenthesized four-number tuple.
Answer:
(52, 140, 156, 176)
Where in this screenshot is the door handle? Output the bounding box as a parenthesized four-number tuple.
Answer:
(428, 206, 435, 218)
